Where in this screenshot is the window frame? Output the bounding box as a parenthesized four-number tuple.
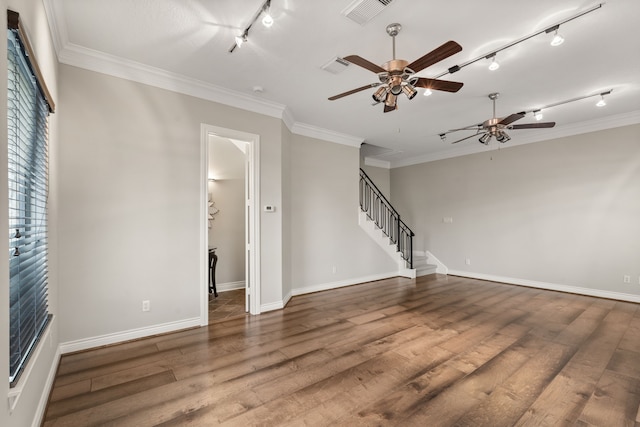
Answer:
(7, 9, 55, 387)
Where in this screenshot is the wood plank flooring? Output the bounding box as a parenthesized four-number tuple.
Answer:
(42, 275, 640, 426)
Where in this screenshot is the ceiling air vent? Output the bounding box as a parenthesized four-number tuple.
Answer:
(321, 57, 350, 74)
(342, 0, 395, 25)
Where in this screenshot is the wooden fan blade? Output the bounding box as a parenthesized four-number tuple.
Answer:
(448, 125, 482, 132)
(510, 122, 556, 129)
(328, 83, 379, 101)
(450, 132, 483, 144)
(498, 113, 525, 125)
(414, 78, 463, 93)
(343, 55, 386, 74)
(407, 41, 462, 73)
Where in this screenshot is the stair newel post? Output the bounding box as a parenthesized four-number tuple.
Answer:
(409, 232, 413, 269)
(397, 215, 401, 253)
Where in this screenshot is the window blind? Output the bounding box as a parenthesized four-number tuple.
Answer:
(7, 12, 53, 386)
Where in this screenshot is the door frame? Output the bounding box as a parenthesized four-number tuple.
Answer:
(200, 124, 261, 325)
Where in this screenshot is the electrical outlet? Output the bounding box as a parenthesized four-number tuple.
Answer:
(332, 266, 337, 274)
(465, 258, 471, 265)
(623, 275, 631, 284)
(443, 217, 453, 223)
(142, 300, 150, 312)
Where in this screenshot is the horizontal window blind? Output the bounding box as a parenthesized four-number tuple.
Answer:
(7, 14, 52, 386)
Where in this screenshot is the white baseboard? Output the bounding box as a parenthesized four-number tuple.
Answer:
(59, 317, 202, 354)
(32, 344, 61, 427)
(260, 300, 285, 312)
(447, 270, 640, 303)
(426, 251, 449, 275)
(291, 271, 399, 297)
(216, 280, 245, 292)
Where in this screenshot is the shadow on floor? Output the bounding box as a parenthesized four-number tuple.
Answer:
(209, 288, 247, 324)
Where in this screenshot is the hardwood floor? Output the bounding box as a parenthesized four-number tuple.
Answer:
(43, 275, 640, 426)
(209, 289, 247, 324)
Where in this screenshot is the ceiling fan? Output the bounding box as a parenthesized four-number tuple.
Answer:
(328, 23, 464, 113)
(440, 93, 556, 144)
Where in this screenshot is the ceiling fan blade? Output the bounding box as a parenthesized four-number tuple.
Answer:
(498, 113, 525, 125)
(383, 103, 397, 113)
(450, 132, 483, 144)
(407, 41, 462, 73)
(343, 55, 386, 74)
(414, 78, 463, 93)
(328, 83, 380, 101)
(447, 124, 482, 132)
(509, 122, 556, 129)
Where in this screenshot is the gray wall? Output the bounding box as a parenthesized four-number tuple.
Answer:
(391, 124, 640, 297)
(290, 135, 399, 291)
(57, 64, 287, 343)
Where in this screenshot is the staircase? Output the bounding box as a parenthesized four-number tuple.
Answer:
(358, 168, 438, 278)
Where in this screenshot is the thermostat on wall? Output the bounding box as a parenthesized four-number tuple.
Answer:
(264, 205, 276, 212)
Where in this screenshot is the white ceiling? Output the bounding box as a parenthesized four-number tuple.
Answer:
(45, 0, 640, 167)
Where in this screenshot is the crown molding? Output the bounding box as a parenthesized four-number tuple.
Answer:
(59, 42, 291, 120)
(390, 110, 640, 168)
(364, 157, 391, 169)
(290, 122, 364, 147)
(42, 0, 366, 149)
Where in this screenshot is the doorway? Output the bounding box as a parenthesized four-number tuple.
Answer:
(200, 124, 261, 325)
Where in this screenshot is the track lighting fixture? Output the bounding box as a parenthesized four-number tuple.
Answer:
(401, 84, 417, 100)
(229, 0, 275, 53)
(596, 94, 607, 107)
(479, 134, 492, 145)
(423, 88, 433, 97)
(519, 89, 613, 116)
(433, 3, 603, 79)
(534, 110, 543, 121)
(487, 54, 500, 71)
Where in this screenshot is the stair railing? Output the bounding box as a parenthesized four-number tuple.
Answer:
(359, 168, 414, 269)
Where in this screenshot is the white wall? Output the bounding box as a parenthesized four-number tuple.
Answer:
(57, 64, 286, 344)
(2, 1, 60, 426)
(208, 136, 245, 286)
(281, 123, 293, 300)
(290, 135, 399, 293)
(391, 124, 640, 298)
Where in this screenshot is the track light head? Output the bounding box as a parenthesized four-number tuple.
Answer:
(235, 34, 247, 47)
(262, 13, 274, 27)
(489, 57, 500, 71)
(550, 29, 565, 46)
(479, 134, 491, 145)
(596, 95, 607, 107)
(534, 110, 543, 121)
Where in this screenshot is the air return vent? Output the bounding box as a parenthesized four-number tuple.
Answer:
(342, 0, 395, 25)
(321, 57, 350, 74)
